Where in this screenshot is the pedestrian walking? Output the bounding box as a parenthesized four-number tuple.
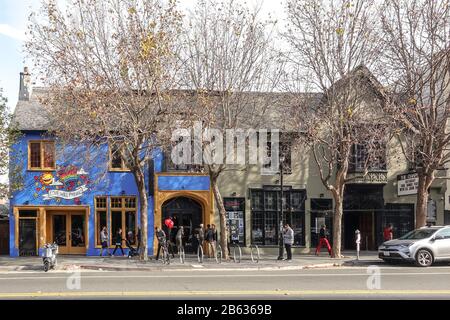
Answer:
(283, 224, 294, 261)
(315, 225, 332, 256)
(383, 224, 393, 241)
(112, 228, 125, 257)
(99, 226, 111, 257)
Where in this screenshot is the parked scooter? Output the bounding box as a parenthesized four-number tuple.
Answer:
(42, 243, 58, 272)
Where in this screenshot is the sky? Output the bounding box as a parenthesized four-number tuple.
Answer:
(0, 0, 286, 113)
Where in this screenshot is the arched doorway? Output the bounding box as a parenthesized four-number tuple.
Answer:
(162, 197, 203, 253)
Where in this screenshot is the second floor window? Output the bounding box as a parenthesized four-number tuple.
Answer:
(109, 143, 129, 171)
(28, 141, 55, 170)
(349, 143, 386, 172)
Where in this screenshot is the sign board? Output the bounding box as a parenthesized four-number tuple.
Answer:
(224, 197, 245, 245)
(397, 173, 419, 196)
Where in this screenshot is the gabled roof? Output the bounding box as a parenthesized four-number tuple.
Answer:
(11, 87, 51, 131)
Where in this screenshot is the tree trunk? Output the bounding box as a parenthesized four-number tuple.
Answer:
(332, 196, 344, 258)
(134, 168, 149, 261)
(211, 175, 229, 260)
(415, 172, 433, 228)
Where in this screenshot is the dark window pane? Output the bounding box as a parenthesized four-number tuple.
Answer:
(111, 197, 122, 208)
(53, 215, 66, 246)
(251, 190, 263, 210)
(96, 211, 107, 246)
(264, 191, 277, 211)
(125, 211, 136, 245)
(110, 144, 123, 169)
(43, 142, 55, 168)
(111, 211, 122, 244)
(264, 212, 278, 245)
(95, 197, 107, 209)
(19, 210, 37, 218)
(252, 211, 264, 245)
(71, 215, 85, 247)
(30, 142, 41, 168)
(125, 197, 136, 208)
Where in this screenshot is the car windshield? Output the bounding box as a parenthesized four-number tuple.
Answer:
(398, 229, 437, 240)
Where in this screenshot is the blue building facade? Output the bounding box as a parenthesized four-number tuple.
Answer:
(9, 128, 212, 257)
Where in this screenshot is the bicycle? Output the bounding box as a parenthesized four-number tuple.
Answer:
(214, 243, 223, 264)
(159, 239, 170, 265)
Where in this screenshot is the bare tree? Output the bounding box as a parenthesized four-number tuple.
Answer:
(26, 0, 183, 260)
(179, 0, 282, 259)
(380, 0, 450, 228)
(1, 88, 22, 198)
(283, 0, 391, 257)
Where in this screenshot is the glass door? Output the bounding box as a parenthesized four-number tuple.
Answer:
(53, 214, 68, 254)
(51, 212, 86, 254)
(19, 219, 37, 256)
(69, 213, 86, 254)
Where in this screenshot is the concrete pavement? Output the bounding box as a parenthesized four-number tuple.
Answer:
(0, 251, 382, 272)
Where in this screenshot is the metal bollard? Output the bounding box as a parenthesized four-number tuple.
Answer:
(355, 229, 361, 261)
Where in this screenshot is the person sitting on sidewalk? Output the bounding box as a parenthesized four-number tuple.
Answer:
(315, 225, 332, 256)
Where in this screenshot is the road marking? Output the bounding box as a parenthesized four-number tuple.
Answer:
(2, 271, 450, 281)
(1, 289, 450, 298)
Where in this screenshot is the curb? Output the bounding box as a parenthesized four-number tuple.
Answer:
(72, 262, 346, 272)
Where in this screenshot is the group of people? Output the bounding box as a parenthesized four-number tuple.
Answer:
(155, 218, 219, 260)
(99, 226, 141, 257)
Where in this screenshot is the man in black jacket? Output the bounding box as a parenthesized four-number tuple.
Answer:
(155, 226, 166, 261)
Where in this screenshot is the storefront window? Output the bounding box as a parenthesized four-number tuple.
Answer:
(95, 197, 107, 246)
(250, 187, 306, 246)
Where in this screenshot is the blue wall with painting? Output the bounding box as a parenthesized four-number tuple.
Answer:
(9, 131, 162, 257)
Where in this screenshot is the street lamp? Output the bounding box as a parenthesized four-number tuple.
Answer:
(277, 155, 285, 260)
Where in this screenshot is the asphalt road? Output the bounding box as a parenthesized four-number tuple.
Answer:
(1, 265, 450, 299)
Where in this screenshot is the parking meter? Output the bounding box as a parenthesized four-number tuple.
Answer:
(355, 230, 361, 260)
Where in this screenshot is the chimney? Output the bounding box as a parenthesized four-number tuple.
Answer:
(19, 67, 31, 101)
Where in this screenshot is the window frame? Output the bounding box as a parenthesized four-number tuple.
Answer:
(95, 197, 108, 247)
(27, 140, 56, 171)
(108, 196, 138, 248)
(250, 187, 306, 246)
(108, 143, 130, 172)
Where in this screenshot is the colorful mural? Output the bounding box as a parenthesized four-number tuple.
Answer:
(33, 165, 90, 204)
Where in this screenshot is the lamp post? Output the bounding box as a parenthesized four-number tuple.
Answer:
(277, 155, 285, 260)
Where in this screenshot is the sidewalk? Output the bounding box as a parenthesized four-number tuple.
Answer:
(0, 251, 381, 272)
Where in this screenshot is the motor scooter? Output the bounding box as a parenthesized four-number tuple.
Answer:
(42, 243, 58, 272)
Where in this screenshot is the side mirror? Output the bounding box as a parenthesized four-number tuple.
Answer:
(433, 234, 444, 241)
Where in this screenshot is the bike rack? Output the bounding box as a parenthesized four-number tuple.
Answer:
(232, 244, 242, 263)
(250, 245, 260, 263)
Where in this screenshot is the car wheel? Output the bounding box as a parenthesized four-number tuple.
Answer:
(415, 249, 433, 267)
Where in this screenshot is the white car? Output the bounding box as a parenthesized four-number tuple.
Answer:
(378, 226, 450, 267)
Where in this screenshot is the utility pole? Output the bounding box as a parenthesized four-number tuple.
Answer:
(277, 156, 285, 260)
